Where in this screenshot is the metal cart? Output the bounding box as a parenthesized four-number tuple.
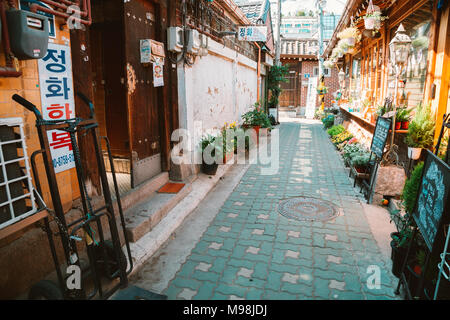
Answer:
(11, 93, 138, 300)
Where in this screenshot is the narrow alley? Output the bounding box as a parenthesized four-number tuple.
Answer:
(130, 119, 399, 300)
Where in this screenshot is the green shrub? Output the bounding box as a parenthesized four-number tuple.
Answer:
(327, 125, 345, 137)
(322, 115, 335, 129)
(405, 103, 435, 148)
(402, 162, 424, 214)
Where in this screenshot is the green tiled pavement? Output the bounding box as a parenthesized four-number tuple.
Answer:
(163, 121, 398, 300)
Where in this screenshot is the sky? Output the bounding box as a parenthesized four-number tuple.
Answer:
(270, 0, 346, 15)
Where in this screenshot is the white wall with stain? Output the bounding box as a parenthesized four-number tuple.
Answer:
(178, 36, 258, 145)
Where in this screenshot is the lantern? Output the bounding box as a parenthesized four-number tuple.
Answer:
(338, 69, 345, 82)
(389, 24, 411, 65)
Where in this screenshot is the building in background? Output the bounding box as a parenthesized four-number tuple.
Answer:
(278, 12, 341, 115)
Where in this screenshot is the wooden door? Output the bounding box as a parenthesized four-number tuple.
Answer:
(123, 0, 162, 187)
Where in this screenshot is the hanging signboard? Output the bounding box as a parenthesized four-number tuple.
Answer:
(238, 26, 267, 42)
(38, 42, 76, 173)
(412, 150, 450, 251)
(370, 116, 392, 159)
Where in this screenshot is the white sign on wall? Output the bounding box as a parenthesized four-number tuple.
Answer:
(238, 26, 267, 42)
(38, 42, 76, 173)
(305, 76, 318, 119)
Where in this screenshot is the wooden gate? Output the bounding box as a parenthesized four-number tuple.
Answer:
(124, 0, 162, 187)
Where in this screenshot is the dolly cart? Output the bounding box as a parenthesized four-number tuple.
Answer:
(12, 93, 161, 300)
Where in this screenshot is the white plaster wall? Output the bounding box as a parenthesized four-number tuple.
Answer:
(178, 37, 258, 144)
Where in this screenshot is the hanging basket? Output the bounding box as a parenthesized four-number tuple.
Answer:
(346, 37, 356, 47)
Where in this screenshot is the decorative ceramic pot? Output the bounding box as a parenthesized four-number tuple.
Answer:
(408, 147, 422, 160)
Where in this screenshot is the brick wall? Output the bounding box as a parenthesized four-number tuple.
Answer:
(0, 15, 80, 298)
(297, 60, 341, 108)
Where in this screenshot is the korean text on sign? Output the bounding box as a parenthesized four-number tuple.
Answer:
(38, 43, 76, 173)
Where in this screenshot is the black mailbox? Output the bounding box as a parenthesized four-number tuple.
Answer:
(6, 8, 49, 60)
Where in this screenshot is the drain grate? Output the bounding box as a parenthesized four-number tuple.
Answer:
(277, 197, 340, 222)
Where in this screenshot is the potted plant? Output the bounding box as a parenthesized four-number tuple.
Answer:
(221, 122, 235, 163)
(199, 134, 220, 175)
(241, 104, 272, 144)
(337, 26, 361, 47)
(351, 152, 371, 173)
(363, 11, 387, 31)
(323, 60, 334, 69)
(395, 107, 412, 130)
(405, 103, 435, 160)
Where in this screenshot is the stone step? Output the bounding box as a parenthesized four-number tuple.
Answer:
(124, 182, 193, 243)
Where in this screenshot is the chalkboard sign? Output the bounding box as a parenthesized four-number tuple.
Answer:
(370, 117, 391, 159)
(412, 150, 450, 251)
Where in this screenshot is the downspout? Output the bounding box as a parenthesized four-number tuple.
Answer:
(254, 41, 261, 103)
(0, 0, 21, 77)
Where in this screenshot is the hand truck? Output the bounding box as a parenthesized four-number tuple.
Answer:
(12, 93, 134, 300)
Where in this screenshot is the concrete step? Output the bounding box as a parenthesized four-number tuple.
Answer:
(124, 182, 193, 243)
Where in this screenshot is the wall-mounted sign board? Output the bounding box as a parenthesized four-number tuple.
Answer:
(238, 26, 267, 42)
(412, 150, 450, 251)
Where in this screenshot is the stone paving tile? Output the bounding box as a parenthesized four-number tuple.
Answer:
(163, 122, 397, 300)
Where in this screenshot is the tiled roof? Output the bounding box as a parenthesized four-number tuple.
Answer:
(280, 38, 322, 56)
(236, 0, 270, 24)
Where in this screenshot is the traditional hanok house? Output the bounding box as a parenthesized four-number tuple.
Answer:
(278, 16, 341, 117)
(0, 0, 264, 299)
(236, 0, 275, 112)
(0, 0, 181, 299)
(323, 0, 450, 166)
(170, 0, 272, 180)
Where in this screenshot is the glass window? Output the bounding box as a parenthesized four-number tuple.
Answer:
(351, 56, 362, 101)
(387, 0, 433, 109)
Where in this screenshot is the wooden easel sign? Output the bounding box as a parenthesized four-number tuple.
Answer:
(366, 116, 391, 203)
(396, 150, 450, 299)
(412, 150, 450, 252)
(370, 116, 391, 159)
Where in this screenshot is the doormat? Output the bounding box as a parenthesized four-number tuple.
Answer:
(277, 197, 340, 222)
(157, 182, 185, 194)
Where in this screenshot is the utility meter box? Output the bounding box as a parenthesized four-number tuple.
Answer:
(6, 9, 49, 60)
(186, 29, 200, 55)
(167, 27, 183, 53)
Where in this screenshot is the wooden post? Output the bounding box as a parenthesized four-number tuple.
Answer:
(432, 5, 450, 145)
(70, 28, 102, 196)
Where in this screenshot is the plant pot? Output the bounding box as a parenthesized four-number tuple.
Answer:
(223, 151, 234, 163)
(201, 162, 218, 175)
(346, 37, 356, 47)
(401, 121, 409, 130)
(391, 240, 408, 278)
(395, 122, 401, 130)
(408, 147, 422, 160)
(355, 166, 367, 174)
(364, 17, 376, 30)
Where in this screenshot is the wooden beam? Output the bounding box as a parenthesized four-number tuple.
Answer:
(0, 210, 48, 241)
(431, 4, 450, 143)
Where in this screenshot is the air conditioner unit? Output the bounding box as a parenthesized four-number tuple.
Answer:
(167, 27, 183, 52)
(186, 29, 200, 55)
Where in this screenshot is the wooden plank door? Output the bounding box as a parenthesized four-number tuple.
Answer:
(123, 0, 162, 187)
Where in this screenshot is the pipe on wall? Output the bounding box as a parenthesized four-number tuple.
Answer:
(29, 0, 92, 26)
(0, 0, 22, 77)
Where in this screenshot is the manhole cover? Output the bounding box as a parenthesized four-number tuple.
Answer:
(277, 197, 340, 221)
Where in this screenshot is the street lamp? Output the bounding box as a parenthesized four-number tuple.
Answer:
(338, 68, 345, 88)
(384, 24, 411, 164)
(389, 24, 412, 66)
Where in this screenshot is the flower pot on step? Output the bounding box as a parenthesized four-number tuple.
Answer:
(408, 147, 422, 160)
(395, 122, 401, 130)
(202, 162, 218, 175)
(401, 121, 409, 130)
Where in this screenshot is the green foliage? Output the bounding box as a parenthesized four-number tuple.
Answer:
(268, 65, 289, 108)
(199, 134, 221, 158)
(402, 162, 424, 214)
(331, 131, 353, 144)
(327, 125, 345, 137)
(405, 103, 435, 148)
(322, 115, 335, 129)
(351, 152, 371, 168)
(395, 106, 412, 122)
(342, 143, 365, 162)
(241, 105, 272, 128)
